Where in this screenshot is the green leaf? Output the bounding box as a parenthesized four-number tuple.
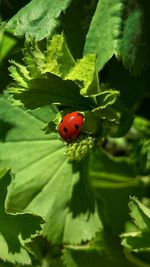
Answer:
(84, 0, 123, 71)
(6, 0, 72, 41)
(133, 117, 150, 136)
(92, 90, 134, 137)
(0, 29, 17, 64)
(9, 60, 30, 88)
(129, 197, 150, 232)
(0, 168, 43, 264)
(84, 0, 150, 75)
(121, 198, 150, 253)
(93, 106, 119, 122)
(96, 90, 120, 107)
(23, 35, 75, 79)
(26, 238, 65, 267)
(62, 0, 98, 59)
(8, 35, 95, 109)
(0, 29, 20, 94)
(0, 98, 103, 244)
(120, 1, 150, 75)
(66, 54, 100, 96)
(93, 89, 120, 119)
(9, 73, 92, 109)
(109, 105, 134, 137)
(121, 232, 150, 253)
(62, 232, 135, 267)
(40, 34, 75, 78)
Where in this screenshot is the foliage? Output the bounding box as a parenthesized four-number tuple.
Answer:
(0, 0, 150, 267)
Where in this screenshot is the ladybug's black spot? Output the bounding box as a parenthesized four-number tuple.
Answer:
(63, 127, 68, 132)
(75, 124, 79, 130)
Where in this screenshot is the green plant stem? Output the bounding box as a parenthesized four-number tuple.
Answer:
(90, 172, 140, 188)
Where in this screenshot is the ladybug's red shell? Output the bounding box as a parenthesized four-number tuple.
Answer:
(58, 112, 84, 142)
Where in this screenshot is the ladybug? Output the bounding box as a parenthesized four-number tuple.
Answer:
(58, 112, 84, 142)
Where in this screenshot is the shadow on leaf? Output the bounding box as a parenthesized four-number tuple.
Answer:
(0, 120, 15, 142)
(69, 160, 95, 217)
(0, 170, 43, 255)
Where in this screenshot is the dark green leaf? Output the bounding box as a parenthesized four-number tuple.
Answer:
(84, 0, 123, 71)
(10, 73, 92, 109)
(62, 0, 99, 59)
(120, 1, 150, 75)
(84, 0, 150, 75)
(121, 198, 150, 254)
(0, 168, 43, 264)
(63, 232, 135, 267)
(121, 232, 150, 252)
(89, 150, 142, 233)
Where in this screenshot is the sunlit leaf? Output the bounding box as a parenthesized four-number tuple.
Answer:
(0, 97, 103, 245)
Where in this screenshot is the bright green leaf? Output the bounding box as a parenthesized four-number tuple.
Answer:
(6, 0, 72, 41)
(0, 98, 103, 244)
(41, 34, 75, 78)
(0, 168, 43, 264)
(66, 54, 100, 96)
(23, 35, 75, 79)
(9, 60, 30, 88)
(8, 35, 95, 109)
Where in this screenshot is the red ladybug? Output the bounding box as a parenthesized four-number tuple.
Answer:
(58, 112, 84, 142)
